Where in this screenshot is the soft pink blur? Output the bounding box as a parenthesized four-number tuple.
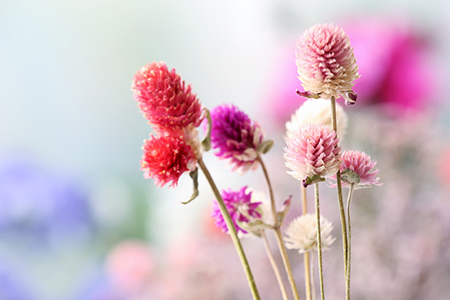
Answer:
(106, 240, 155, 293)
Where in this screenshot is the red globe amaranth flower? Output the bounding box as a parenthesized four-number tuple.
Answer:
(132, 62, 204, 134)
(329, 150, 382, 189)
(284, 124, 341, 187)
(296, 24, 359, 103)
(140, 135, 197, 188)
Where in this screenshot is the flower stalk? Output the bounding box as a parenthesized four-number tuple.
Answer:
(261, 230, 289, 300)
(301, 185, 312, 300)
(258, 155, 301, 300)
(197, 158, 261, 300)
(346, 183, 356, 300)
(314, 183, 325, 300)
(330, 96, 349, 294)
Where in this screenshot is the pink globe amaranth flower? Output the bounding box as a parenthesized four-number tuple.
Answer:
(296, 24, 360, 104)
(329, 150, 382, 189)
(284, 123, 341, 187)
(211, 186, 262, 235)
(210, 104, 265, 173)
(131, 62, 204, 134)
(140, 134, 197, 188)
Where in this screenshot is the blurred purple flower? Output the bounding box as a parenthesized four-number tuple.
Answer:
(0, 156, 92, 244)
(0, 262, 37, 300)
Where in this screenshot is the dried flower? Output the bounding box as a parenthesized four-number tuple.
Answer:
(284, 124, 341, 187)
(329, 150, 382, 189)
(131, 62, 204, 134)
(296, 24, 360, 104)
(210, 104, 265, 173)
(140, 135, 197, 188)
(284, 214, 335, 253)
(211, 186, 262, 234)
(285, 99, 348, 140)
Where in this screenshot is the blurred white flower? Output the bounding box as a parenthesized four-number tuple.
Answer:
(285, 99, 348, 141)
(284, 214, 335, 253)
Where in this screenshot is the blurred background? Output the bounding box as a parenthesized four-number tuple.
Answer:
(1, 0, 450, 299)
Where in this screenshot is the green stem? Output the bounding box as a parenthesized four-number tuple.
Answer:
(258, 155, 301, 300)
(330, 96, 349, 294)
(197, 158, 261, 300)
(314, 183, 325, 300)
(301, 185, 312, 300)
(346, 183, 355, 300)
(261, 230, 289, 300)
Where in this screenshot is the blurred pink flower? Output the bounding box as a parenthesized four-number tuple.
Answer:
(296, 24, 359, 104)
(264, 19, 441, 124)
(284, 124, 341, 187)
(131, 62, 204, 134)
(329, 150, 382, 189)
(140, 135, 197, 187)
(106, 240, 155, 293)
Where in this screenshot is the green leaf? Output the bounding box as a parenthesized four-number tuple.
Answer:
(276, 195, 292, 225)
(302, 174, 325, 188)
(341, 168, 361, 184)
(182, 168, 199, 204)
(201, 109, 212, 152)
(257, 140, 274, 154)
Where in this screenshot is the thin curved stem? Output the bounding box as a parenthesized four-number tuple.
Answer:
(258, 155, 301, 300)
(198, 158, 260, 300)
(310, 251, 316, 300)
(261, 230, 289, 300)
(330, 96, 349, 294)
(314, 183, 325, 300)
(301, 185, 312, 300)
(346, 183, 355, 300)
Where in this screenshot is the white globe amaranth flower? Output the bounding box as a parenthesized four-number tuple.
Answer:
(285, 99, 348, 141)
(284, 214, 335, 253)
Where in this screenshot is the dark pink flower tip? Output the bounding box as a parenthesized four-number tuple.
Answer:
(140, 134, 197, 188)
(284, 124, 341, 184)
(131, 62, 204, 133)
(296, 24, 360, 100)
(329, 150, 382, 189)
(210, 104, 265, 173)
(211, 186, 262, 234)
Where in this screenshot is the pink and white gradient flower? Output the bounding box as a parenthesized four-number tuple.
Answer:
(329, 150, 382, 189)
(296, 24, 359, 104)
(140, 135, 197, 188)
(284, 124, 341, 187)
(132, 62, 204, 134)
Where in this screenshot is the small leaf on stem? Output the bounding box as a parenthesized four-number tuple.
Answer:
(182, 168, 199, 204)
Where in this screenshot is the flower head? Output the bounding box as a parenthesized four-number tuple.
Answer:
(284, 124, 341, 187)
(284, 214, 335, 253)
(212, 186, 262, 234)
(131, 62, 204, 134)
(296, 24, 360, 104)
(210, 104, 265, 173)
(140, 135, 197, 188)
(285, 99, 348, 141)
(329, 150, 382, 189)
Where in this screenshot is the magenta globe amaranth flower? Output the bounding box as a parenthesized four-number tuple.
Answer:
(131, 62, 204, 134)
(140, 135, 197, 188)
(212, 186, 262, 234)
(210, 104, 265, 173)
(296, 24, 360, 104)
(284, 124, 341, 187)
(329, 150, 382, 189)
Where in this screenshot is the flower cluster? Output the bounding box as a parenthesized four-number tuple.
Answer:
(284, 123, 341, 187)
(210, 104, 265, 173)
(211, 187, 262, 234)
(296, 24, 360, 105)
(132, 62, 204, 187)
(284, 214, 335, 253)
(329, 150, 382, 189)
